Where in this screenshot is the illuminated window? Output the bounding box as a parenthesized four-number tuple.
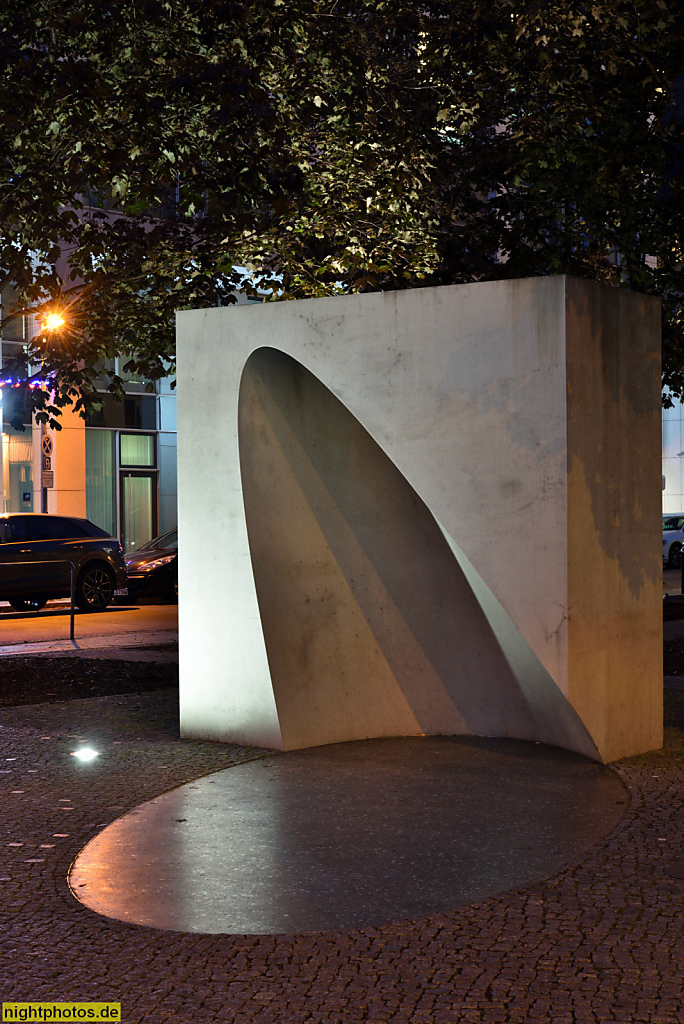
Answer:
(120, 433, 155, 467)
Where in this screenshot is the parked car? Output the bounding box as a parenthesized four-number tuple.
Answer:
(0, 513, 127, 612)
(663, 514, 684, 567)
(123, 528, 178, 601)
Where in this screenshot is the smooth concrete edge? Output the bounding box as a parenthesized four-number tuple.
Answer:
(436, 519, 602, 762)
(176, 276, 663, 765)
(67, 737, 627, 934)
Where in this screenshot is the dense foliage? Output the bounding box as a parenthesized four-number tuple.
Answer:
(0, 0, 681, 423)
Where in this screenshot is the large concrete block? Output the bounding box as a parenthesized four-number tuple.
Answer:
(176, 276, 662, 762)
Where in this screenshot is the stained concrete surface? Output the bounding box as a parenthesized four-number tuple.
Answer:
(70, 736, 626, 934)
(178, 277, 661, 762)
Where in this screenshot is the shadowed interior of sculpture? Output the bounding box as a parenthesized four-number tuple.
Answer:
(238, 347, 598, 756)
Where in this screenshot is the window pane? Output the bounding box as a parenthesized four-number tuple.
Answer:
(0, 516, 28, 542)
(2, 432, 34, 512)
(80, 520, 110, 539)
(141, 528, 177, 551)
(159, 396, 176, 432)
(86, 394, 156, 430)
(22, 516, 52, 540)
(120, 433, 155, 467)
(159, 434, 177, 533)
(23, 516, 89, 541)
(122, 474, 154, 552)
(86, 430, 117, 537)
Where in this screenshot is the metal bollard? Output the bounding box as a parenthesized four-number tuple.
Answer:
(0, 558, 78, 645)
(70, 561, 76, 643)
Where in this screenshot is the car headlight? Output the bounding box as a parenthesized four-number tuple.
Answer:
(137, 554, 176, 572)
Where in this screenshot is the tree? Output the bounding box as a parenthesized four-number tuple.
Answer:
(0, 0, 682, 425)
(424, 1, 684, 399)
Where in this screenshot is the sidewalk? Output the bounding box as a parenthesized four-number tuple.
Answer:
(0, 684, 682, 1021)
(0, 600, 178, 661)
(0, 629, 178, 660)
(0, 588, 681, 1022)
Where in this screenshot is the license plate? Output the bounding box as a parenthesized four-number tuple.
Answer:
(113, 588, 128, 597)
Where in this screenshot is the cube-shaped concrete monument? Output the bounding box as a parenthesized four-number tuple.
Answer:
(176, 276, 662, 762)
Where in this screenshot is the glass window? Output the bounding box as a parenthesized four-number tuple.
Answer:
(86, 394, 156, 430)
(159, 396, 176, 432)
(159, 434, 177, 534)
(141, 529, 177, 551)
(158, 372, 176, 396)
(86, 430, 117, 537)
(124, 396, 156, 429)
(80, 520, 110, 539)
(0, 516, 28, 542)
(116, 357, 147, 385)
(122, 473, 155, 552)
(2, 431, 33, 512)
(23, 516, 90, 541)
(121, 433, 155, 467)
(2, 389, 32, 428)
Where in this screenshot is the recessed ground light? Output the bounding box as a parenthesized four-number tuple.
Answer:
(71, 747, 99, 763)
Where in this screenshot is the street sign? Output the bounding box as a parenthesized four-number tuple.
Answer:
(42, 455, 51, 472)
(41, 434, 53, 457)
(41, 471, 54, 488)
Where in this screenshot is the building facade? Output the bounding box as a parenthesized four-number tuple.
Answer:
(0, 324, 177, 551)
(662, 395, 684, 513)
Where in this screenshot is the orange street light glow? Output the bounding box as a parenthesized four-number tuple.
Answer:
(43, 312, 65, 331)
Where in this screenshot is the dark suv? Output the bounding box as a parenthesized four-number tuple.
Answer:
(0, 514, 127, 613)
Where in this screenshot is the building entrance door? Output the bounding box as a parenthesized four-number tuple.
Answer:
(121, 471, 157, 553)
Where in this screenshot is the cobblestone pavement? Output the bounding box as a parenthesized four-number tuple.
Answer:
(0, 689, 682, 1023)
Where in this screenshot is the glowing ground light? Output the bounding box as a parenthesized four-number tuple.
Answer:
(43, 312, 65, 331)
(71, 747, 99, 763)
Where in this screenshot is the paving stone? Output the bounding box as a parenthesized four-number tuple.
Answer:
(0, 689, 682, 1022)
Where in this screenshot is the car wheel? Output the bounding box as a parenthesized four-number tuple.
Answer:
(9, 598, 47, 613)
(76, 564, 115, 611)
(668, 543, 683, 569)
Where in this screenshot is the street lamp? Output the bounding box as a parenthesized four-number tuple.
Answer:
(35, 308, 66, 513)
(42, 311, 65, 332)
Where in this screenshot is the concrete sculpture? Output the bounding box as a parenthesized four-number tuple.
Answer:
(176, 276, 662, 762)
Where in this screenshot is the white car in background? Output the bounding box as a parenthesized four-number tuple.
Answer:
(663, 514, 684, 567)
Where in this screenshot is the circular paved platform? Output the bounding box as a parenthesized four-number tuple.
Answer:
(69, 736, 626, 934)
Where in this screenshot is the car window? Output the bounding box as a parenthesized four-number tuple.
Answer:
(0, 517, 29, 543)
(140, 529, 177, 551)
(663, 517, 684, 531)
(76, 519, 110, 539)
(22, 517, 91, 541)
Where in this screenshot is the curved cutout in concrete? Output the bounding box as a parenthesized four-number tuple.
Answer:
(177, 278, 662, 760)
(239, 348, 597, 757)
(69, 738, 627, 934)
